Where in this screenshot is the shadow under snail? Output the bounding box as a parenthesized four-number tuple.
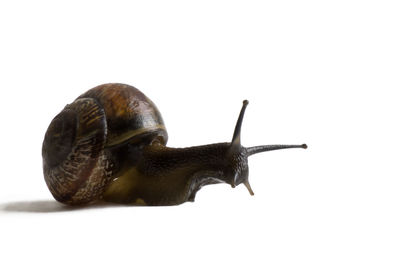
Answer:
(42, 83, 307, 206)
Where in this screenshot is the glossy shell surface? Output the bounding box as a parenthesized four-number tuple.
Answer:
(78, 83, 168, 147)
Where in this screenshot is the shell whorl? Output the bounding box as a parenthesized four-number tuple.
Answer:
(42, 98, 114, 205)
(43, 83, 168, 205)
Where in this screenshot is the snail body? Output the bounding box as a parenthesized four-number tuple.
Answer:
(42, 83, 307, 206)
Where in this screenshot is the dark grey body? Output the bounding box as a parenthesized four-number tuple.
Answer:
(103, 143, 245, 205)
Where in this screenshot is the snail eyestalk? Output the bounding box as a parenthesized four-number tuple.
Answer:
(231, 100, 249, 149)
(246, 144, 307, 156)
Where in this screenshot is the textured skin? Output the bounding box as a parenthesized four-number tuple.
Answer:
(103, 143, 249, 206)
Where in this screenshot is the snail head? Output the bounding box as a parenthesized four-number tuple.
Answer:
(226, 100, 307, 195)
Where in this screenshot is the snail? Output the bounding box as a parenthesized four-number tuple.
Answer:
(42, 83, 307, 206)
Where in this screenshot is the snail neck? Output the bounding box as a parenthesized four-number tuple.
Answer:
(139, 142, 236, 203)
(144, 142, 230, 163)
(141, 142, 232, 180)
(103, 142, 249, 205)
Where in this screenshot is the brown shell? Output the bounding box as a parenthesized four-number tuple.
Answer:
(42, 83, 168, 204)
(78, 83, 167, 147)
(42, 98, 113, 204)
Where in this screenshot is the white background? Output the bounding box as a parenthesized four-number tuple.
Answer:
(0, 1, 399, 266)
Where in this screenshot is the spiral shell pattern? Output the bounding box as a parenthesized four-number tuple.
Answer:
(42, 98, 114, 204)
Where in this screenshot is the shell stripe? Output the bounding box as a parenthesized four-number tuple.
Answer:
(43, 98, 112, 204)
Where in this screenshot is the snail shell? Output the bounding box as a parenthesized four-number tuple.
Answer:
(42, 83, 167, 205)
